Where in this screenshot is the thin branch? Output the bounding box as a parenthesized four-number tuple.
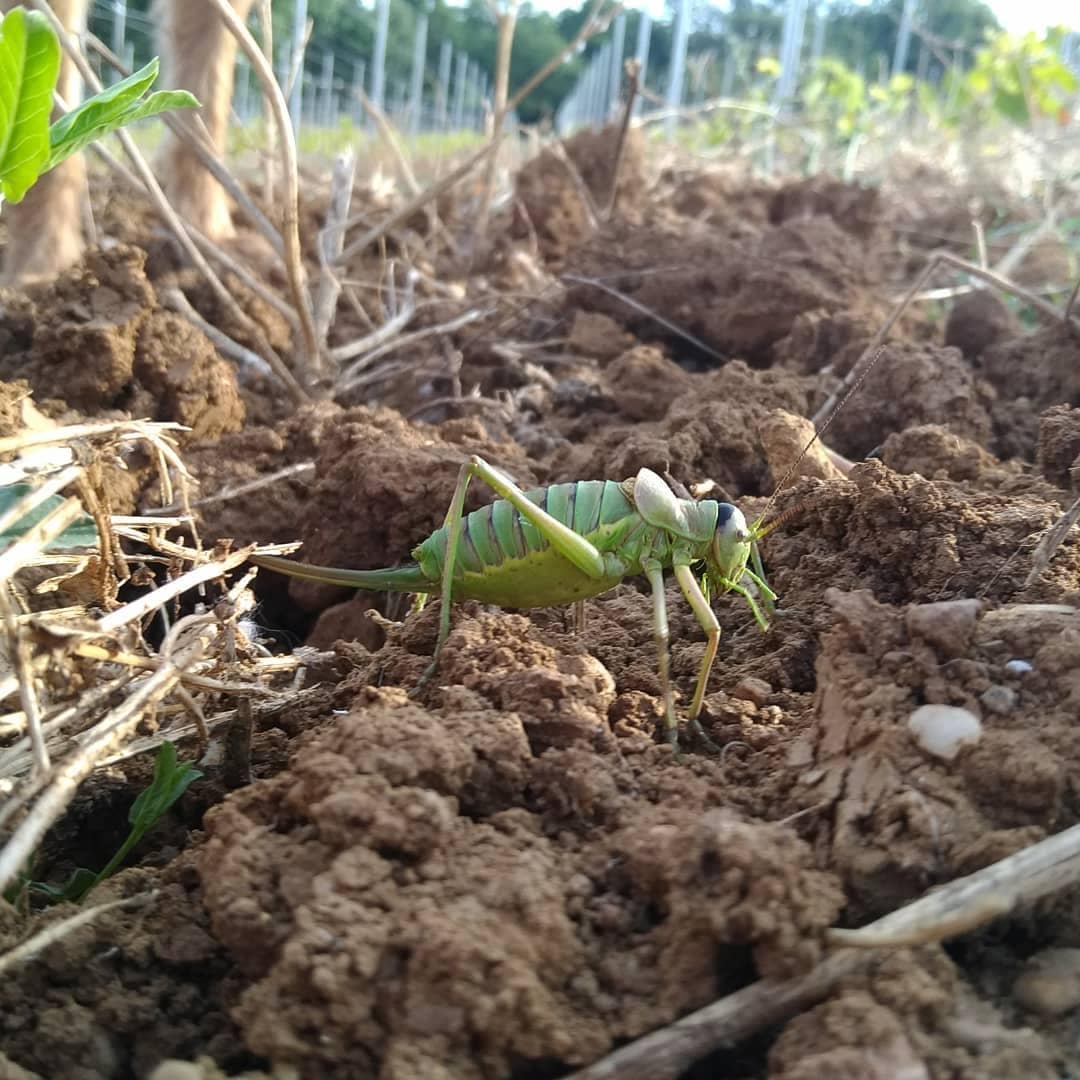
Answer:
(0, 892, 157, 975)
(0, 589, 48, 776)
(329, 275, 418, 366)
(84, 31, 285, 259)
(160, 287, 274, 380)
(337, 307, 490, 393)
(315, 150, 356, 347)
(334, 0, 612, 267)
(1025, 494, 1080, 587)
(812, 250, 1080, 430)
(474, 2, 519, 247)
(0, 657, 195, 895)
(561, 273, 725, 363)
(257, 0, 276, 204)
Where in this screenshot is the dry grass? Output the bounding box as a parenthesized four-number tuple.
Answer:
(0, 419, 317, 898)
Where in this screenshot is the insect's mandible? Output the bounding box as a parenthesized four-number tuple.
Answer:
(251, 454, 787, 750)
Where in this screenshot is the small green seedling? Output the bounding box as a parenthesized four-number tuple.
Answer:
(0, 6, 198, 209)
(21, 741, 203, 904)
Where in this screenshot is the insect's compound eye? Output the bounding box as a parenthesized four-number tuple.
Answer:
(716, 503, 750, 544)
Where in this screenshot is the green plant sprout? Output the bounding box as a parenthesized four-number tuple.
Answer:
(0, 6, 198, 210)
(7, 741, 203, 905)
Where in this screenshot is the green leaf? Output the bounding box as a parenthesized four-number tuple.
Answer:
(30, 866, 97, 903)
(0, 484, 98, 550)
(46, 58, 198, 172)
(128, 741, 203, 834)
(0, 8, 61, 203)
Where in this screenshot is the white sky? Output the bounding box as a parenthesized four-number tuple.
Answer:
(525, 0, 1072, 36)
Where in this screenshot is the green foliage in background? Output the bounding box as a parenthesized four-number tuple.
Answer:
(941, 29, 1078, 126)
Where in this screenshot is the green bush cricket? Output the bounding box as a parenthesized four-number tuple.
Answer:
(251, 455, 784, 749)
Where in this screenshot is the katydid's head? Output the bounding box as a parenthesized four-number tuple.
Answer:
(708, 503, 752, 584)
(704, 504, 776, 631)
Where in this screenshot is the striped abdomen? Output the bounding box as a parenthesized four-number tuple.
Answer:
(412, 479, 641, 609)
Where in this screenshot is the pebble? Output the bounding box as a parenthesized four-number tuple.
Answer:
(1013, 948, 1080, 1017)
(1005, 659, 1034, 676)
(732, 676, 771, 707)
(908, 704, 982, 760)
(980, 684, 1018, 715)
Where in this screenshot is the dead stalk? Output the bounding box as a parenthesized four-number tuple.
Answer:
(84, 31, 284, 260)
(182, 222, 300, 330)
(202, 0, 323, 382)
(549, 142, 600, 230)
(315, 150, 357, 347)
(161, 287, 274, 380)
(1025, 494, 1080, 586)
(474, 2, 519, 247)
(569, 821, 1080, 1080)
(812, 250, 1080, 429)
(145, 462, 315, 516)
(330, 274, 418, 366)
(1065, 274, 1080, 330)
(0, 658, 196, 895)
(605, 60, 641, 219)
(562, 274, 725, 362)
(0, 589, 48, 776)
(338, 307, 490, 394)
(257, 0, 277, 204)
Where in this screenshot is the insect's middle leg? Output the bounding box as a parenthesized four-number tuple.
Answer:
(642, 559, 678, 745)
(673, 562, 722, 745)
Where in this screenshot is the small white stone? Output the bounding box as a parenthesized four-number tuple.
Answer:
(907, 705, 982, 761)
(1005, 659, 1034, 676)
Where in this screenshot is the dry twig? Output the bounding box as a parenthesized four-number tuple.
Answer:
(0, 892, 157, 975)
(569, 822, 1080, 1079)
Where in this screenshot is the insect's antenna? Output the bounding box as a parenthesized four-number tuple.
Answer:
(755, 500, 810, 540)
(758, 342, 889, 526)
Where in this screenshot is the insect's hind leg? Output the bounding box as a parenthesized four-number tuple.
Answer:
(417, 455, 608, 694)
(464, 456, 607, 579)
(413, 457, 479, 693)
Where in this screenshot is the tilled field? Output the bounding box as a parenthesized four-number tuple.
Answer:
(2, 130, 1080, 1079)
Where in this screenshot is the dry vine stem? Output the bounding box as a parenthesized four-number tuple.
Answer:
(569, 821, 1080, 1080)
(202, 0, 323, 381)
(0, 891, 157, 976)
(0, 417, 316, 899)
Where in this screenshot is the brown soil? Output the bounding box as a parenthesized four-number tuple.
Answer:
(3, 151, 1080, 1080)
